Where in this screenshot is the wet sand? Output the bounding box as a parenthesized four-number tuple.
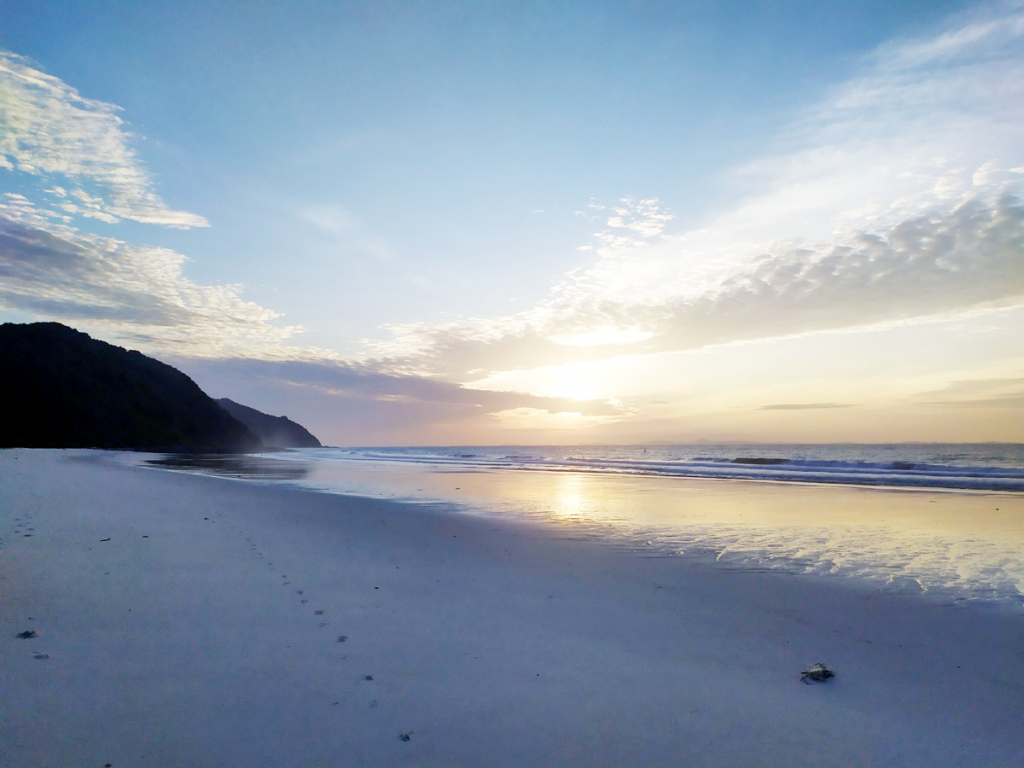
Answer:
(1, 449, 1022, 767)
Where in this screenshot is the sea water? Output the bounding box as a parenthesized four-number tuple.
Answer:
(144, 444, 1024, 611)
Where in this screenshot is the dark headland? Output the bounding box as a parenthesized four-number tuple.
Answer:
(0, 322, 260, 452)
(217, 397, 321, 448)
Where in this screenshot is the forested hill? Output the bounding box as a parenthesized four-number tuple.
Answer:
(0, 322, 260, 452)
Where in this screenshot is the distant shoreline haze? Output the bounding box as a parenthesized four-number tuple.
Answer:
(217, 397, 322, 448)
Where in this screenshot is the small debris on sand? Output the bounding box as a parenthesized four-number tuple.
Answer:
(364, 675, 373, 681)
(338, 635, 348, 643)
(16, 630, 38, 639)
(315, 610, 324, 615)
(100, 538, 111, 542)
(398, 733, 412, 742)
(33, 653, 50, 660)
(801, 663, 835, 684)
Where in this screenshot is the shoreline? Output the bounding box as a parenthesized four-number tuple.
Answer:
(2, 450, 1023, 766)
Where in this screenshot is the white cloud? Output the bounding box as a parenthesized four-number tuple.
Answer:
(0, 196, 296, 356)
(0, 50, 208, 229)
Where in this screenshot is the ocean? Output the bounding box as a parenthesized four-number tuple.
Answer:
(309, 443, 1024, 492)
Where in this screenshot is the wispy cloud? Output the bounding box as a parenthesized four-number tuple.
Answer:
(913, 376, 1024, 408)
(759, 403, 855, 411)
(0, 51, 208, 228)
(299, 203, 394, 261)
(365, 3, 1024, 381)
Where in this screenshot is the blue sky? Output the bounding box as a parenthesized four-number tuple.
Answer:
(1, 0, 1022, 444)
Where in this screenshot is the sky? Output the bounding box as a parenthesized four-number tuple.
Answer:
(1, 0, 1022, 445)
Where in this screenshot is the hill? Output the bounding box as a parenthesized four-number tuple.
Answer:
(217, 398, 322, 448)
(0, 322, 260, 452)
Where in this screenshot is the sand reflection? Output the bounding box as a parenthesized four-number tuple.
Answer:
(140, 451, 1024, 609)
(287, 458, 1024, 609)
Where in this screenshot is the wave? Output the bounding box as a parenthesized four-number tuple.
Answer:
(323, 444, 1024, 492)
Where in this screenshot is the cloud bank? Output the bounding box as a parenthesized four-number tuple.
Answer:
(0, 51, 207, 228)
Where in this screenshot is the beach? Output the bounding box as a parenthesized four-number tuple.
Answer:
(2, 449, 1023, 767)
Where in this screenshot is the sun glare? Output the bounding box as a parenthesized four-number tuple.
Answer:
(552, 364, 602, 401)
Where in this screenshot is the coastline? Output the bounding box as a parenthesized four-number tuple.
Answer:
(2, 449, 1022, 766)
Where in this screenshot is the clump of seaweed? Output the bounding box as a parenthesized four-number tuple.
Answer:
(801, 663, 835, 684)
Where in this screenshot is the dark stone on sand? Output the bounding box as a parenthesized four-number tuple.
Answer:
(801, 663, 835, 683)
(364, 675, 373, 681)
(0, 322, 260, 452)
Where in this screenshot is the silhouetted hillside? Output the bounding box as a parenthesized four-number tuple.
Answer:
(0, 322, 260, 452)
(217, 398, 322, 448)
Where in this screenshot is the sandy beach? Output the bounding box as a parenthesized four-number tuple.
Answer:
(2, 450, 1022, 767)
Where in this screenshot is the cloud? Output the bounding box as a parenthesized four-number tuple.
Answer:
(367, 193, 1024, 379)
(362, 4, 1024, 381)
(0, 50, 208, 228)
(759, 403, 854, 411)
(913, 376, 1024, 408)
(0, 198, 297, 356)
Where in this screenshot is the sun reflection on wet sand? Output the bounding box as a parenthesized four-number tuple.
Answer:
(148, 452, 1024, 610)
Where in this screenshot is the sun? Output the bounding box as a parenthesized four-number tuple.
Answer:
(552, 364, 601, 402)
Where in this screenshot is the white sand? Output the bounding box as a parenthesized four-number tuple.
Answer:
(1, 450, 1022, 767)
